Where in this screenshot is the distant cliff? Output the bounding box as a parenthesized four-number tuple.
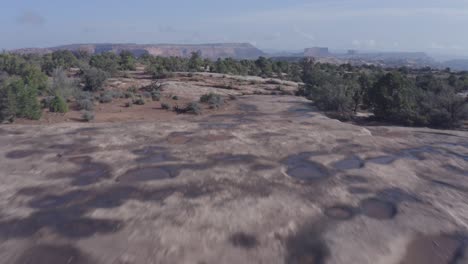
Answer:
(11, 43, 266, 60)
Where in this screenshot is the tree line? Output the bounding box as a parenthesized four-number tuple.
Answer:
(0, 50, 467, 128)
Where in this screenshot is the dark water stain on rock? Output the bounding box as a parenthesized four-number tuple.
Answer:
(167, 132, 193, 145)
(68, 156, 93, 164)
(399, 234, 465, 264)
(360, 198, 398, 220)
(285, 222, 330, 264)
(366, 155, 396, 165)
(0, 209, 122, 239)
(284, 154, 330, 182)
(238, 103, 258, 112)
(200, 134, 234, 142)
(49, 159, 112, 186)
(431, 179, 468, 193)
(286, 163, 329, 182)
(209, 153, 257, 165)
(229, 232, 259, 249)
(250, 132, 283, 140)
(348, 187, 372, 195)
(199, 122, 237, 130)
(443, 164, 468, 177)
(324, 205, 356, 221)
(70, 162, 112, 186)
(5, 149, 42, 159)
(132, 146, 176, 164)
(14, 244, 94, 264)
(375, 188, 422, 204)
(73, 127, 101, 136)
(29, 190, 90, 210)
(342, 175, 368, 184)
(400, 146, 441, 161)
(333, 156, 364, 170)
(117, 167, 172, 183)
(48, 141, 100, 156)
(251, 163, 277, 171)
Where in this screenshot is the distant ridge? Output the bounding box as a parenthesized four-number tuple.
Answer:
(10, 43, 266, 60)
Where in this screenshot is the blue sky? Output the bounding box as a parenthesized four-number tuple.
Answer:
(2, 0, 468, 56)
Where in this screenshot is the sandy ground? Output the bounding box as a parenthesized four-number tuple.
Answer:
(1, 84, 468, 263)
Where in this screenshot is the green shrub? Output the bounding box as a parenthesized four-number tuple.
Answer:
(99, 93, 113, 103)
(161, 103, 171, 110)
(82, 111, 94, 122)
(49, 95, 69, 113)
(142, 91, 151, 98)
(77, 99, 94, 111)
(82, 67, 108, 92)
(5, 78, 42, 120)
(133, 97, 145, 105)
(185, 102, 202, 115)
(41, 96, 55, 109)
(172, 95, 179, 100)
(151, 90, 161, 101)
(0, 84, 16, 123)
(200, 93, 223, 109)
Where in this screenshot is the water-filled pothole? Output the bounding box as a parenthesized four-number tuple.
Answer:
(117, 167, 172, 183)
(229, 232, 259, 249)
(333, 156, 364, 170)
(284, 154, 330, 182)
(14, 244, 94, 264)
(360, 198, 397, 220)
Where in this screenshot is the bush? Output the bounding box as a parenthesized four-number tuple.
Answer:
(185, 102, 202, 115)
(161, 103, 171, 110)
(82, 67, 108, 92)
(41, 96, 55, 109)
(200, 92, 223, 109)
(49, 67, 77, 99)
(133, 97, 145, 105)
(49, 95, 69, 113)
(151, 90, 161, 101)
(142, 91, 151, 98)
(172, 95, 179, 100)
(125, 101, 133, 107)
(77, 98, 94, 111)
(0, 84, 16, 123)
(173, 102, 202, 115)
(99, 92, 113, 103)
(82, 111, 94, 122)
(2, 78, 42, 120)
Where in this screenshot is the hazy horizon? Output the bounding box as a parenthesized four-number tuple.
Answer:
(2, 0, 468, 58)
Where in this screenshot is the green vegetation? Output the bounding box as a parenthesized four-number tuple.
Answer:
(200, 93, 224, 109)
(0, 76, 41, 122)
(82, 111, 94, 122)
(161, 102, 171, 110)
(173, 102, 202, 115)
(0, 51, 466, 128)
(49, 95, 69, 113)
(82, 67, 108, 92)
(299, 59, 468, 127)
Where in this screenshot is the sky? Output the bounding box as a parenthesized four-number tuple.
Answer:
(1, 0, 468, 57)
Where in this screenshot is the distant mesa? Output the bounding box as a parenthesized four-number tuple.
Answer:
(304, 47, 331, 58)
(10, 43, 266, 60)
